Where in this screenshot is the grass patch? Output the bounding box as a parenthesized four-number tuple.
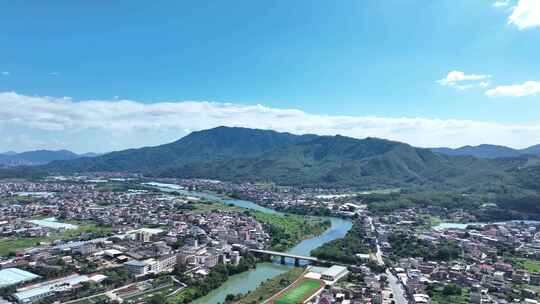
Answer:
(429, 215, 442, 226)
(0, 237, 42, 256)
(416, 215, 442, 231)
(511, 257, 540, 273)
(123, 284, 175, 303)
(251, 212, 330, 251)
(191, 202, 245, 214)
(166, 287, 197, 304)
(427, 284, 469, 304)
(233, 268, 304, 304)
(273, 279, 323, 304)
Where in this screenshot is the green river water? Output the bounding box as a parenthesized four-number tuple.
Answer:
(147, 182, 352, 304)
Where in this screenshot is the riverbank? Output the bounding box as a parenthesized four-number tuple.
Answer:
(230, 267, 305, 304)
(147, 182, 352, 304)
(190, 217, 352, 304)
(310, 220, 371, 265)
(191, 201, 331, 251)
(166, 256, 259, 304)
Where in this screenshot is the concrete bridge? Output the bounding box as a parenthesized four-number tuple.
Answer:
(249, 249, 318, 266)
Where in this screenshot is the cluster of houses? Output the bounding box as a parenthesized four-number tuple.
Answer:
(373, 208, 540, 304)
(5, 178, 540, 304)
(0, 181, 271, 303)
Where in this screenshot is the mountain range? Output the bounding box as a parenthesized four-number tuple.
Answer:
(430, 144, 540, 159)
(44, 127, 317, 172)
(34, 126, 540, 190)
(0, 150, 101, 167)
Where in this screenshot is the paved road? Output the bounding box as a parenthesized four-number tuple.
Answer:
(370, 216, 408, 304)
(386, 269, 408, 304)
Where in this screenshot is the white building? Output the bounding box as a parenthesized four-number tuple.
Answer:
(321, 265, 349, 284)
(124, 254, 177, 276)
(124, 259, 155, 276)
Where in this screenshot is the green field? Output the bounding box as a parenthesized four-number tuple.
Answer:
(511, 257, 540, 273)
(234, 268, 304, 304)
(430, 288, 469, 304)
(0, 222, 113, 256)
(274, 279, 323, 304)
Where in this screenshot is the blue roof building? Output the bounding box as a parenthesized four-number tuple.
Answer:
(14, 274, 90, 303)
(0, 268, 40, 288)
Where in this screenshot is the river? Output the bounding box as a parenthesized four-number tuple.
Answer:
(192, 216, 352, 304)
(143, 182, 280, 214)
(145, 182, 352, 304)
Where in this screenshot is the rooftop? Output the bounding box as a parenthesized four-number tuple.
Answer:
(323, 265, 348, 277)
(14, 274, 90, 302)
(0, 268, 40, 288)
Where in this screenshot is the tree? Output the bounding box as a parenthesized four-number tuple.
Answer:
(147, 294, 165, 304)
(442, 284, 461, 296)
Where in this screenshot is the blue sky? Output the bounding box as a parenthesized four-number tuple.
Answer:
(1, 0, 540, 152)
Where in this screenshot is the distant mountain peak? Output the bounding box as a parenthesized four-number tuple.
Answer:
(1, 151, 17, 156)
(43, 127, 319, 173)
(523, 144, 540, 155)
(0, 149, 98, 167)
(430, 143, 540, 159)
(3, 126, 538, 189)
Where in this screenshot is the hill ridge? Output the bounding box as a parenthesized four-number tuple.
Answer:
(3, 126, 538, 190)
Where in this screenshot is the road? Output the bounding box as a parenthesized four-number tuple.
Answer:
(386, 269, 408, 304)
(369, 216, 408, 304)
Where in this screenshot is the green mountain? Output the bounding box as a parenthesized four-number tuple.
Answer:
(8, 126, 533, 189)
(154, 134, 509, 188)
(522, 144, 540, 156)
(431, 144, 540, 159)
(45, 126, 318, 173)
(0, 149, 84, 167)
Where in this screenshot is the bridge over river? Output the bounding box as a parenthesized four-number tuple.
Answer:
(249, 249, 319, 266)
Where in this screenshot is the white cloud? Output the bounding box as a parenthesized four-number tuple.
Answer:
(485, 80, 540, 97)
(437, 71, 490, 85)
(1, 72, 10, 76)
(1, 91, 540, 152)
(494, 0, 511, 7)
(48, 72, 59, 76)
(454, 81, 491, 91)
(437, 71, 491, 90)
(508, 0, 540, 29)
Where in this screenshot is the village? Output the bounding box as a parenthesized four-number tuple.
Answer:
(0, 178, 540, 304)
(0, 180, 272, 303)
